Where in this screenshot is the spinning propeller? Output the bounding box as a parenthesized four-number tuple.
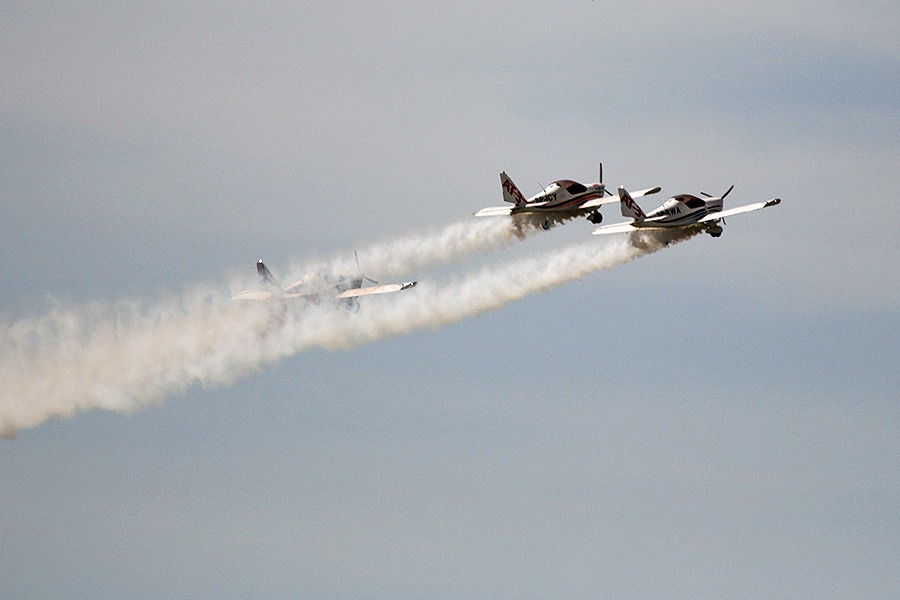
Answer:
(700, 184, 734, 199)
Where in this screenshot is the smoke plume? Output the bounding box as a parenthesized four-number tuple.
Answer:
(0, 226, 698, 438)
(285, 215, 544, 282)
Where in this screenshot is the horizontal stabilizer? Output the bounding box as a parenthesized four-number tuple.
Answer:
(474, 206, 514, 217)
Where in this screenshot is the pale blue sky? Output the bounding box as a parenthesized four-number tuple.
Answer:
(1, 1, 898, 598)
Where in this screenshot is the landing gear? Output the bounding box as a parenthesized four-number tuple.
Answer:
(707, 224, 723, 237)
(541, 219, 551, 230)
(588, 211, 603, 224)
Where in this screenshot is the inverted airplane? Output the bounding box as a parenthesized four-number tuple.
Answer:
(474, 164, 661, 229)
(232, 258, 416, 310)
(592, 185, 781, 238)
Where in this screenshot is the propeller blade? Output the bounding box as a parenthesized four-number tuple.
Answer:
(598, 162, 603, 184)
(721, 185, 734, 199)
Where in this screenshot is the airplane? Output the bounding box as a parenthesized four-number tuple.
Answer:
(232, 257, 416, 311)
(591, 185, 781, 238)
(474, 164, 662, 229)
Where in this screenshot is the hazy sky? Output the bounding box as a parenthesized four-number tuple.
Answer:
(1, 1, 898, 598)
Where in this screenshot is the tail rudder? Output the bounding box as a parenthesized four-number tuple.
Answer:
(500, 172, 527, 207)
(256, 259, 282, 289)
(618, 186, 646, 221)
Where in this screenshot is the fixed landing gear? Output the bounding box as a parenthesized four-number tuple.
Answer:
(707, 224, 723, 237)
(541, 219, 551, 230)
(588, 211, 603, 224)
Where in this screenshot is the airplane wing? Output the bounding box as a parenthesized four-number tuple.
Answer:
(591, 222, 642, 235)
(282, 273, 336, 296)
(632, 186, 662, 198)
(232, 290, 275, 300)
(697, 198, 781, 223)
(582, 186, 660, 210)
(474, 206, 514, 217)
(335, 281, 417, 299)
(579, 196, 621, 209)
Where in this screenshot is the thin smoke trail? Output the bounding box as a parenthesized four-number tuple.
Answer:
(273, 227, 700, 352)
(0, 213, 541, 438)
(285, 215, 543, 282)
(0, 228, 698, 438)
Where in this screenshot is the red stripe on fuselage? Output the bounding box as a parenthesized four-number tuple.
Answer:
(525, 192, 603, 211)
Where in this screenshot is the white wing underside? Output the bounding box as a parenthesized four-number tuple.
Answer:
(696, 200, 778, 222)
(592, 198, 781, 235)
(336, 283, 413, 298)
(575, 196, 620, 209)
(234, 283, 414, 301)
(474, 186, 659, 217)
(474, 197, 619, 216)
(591, 222, 642, 235)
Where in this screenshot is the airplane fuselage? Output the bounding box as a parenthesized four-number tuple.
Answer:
(635, 194, 723, 227)
(592, 184, 779, 238)
(511, 180, 606, 213)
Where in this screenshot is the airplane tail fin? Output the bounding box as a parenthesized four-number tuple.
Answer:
(618, 186, 646, 221)
(500, 172, 527, 207)
(256, 259, 282, 289)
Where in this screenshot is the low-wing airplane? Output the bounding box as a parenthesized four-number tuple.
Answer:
(591, 185, 781, 237)
(474, 164, 661, 229)
(232, 258, 416, 310)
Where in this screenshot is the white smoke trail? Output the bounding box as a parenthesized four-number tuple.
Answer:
(0, 227, 698, 438)
(274, 227, 700, 352)
(286, 216, 541, 282)
(0, 290, 281, 438)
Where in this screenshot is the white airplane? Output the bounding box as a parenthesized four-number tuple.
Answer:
(233, 258, 416, 310)
(474, 164, 661, 229)
(592, 185, 781, 237)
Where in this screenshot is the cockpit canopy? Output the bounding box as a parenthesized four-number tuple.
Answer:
(671, 194, 706, 209)
(549, 180, 588, 195)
